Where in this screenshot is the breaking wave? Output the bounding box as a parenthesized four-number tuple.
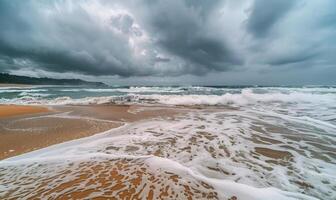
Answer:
(1, 88, 335, 106)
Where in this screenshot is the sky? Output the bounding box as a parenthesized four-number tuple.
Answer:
(0, 0, 335, 85)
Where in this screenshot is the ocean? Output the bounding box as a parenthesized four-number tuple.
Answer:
(1, 85, 336, 123)
(0, 85, 335, 199)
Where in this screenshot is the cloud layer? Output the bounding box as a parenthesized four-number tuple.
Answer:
(0, 0, 335, 83)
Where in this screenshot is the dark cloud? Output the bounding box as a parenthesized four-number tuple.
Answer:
(154, 56, 170, 63)
(247, 0, 297, 37)
(146, 1, 242, 70)
(245, 0, 336, 71)
(269, 54, 316, 66)
(0, 0, 335, 84)
(0, 0, 163, 77)
(0, 0, 243, 77)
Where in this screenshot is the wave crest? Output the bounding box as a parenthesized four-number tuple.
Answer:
(1, 89, 334, 106)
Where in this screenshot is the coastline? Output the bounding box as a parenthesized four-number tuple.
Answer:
(0, 99, 333, 199)
(0, 83, 33, 88)
(0, 104, 181, 160)
(0, 104, 50, 119)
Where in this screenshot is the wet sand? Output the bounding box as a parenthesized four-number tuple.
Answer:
(1, 105, 331, 199)
(56, 104, 181, 122)
(0, 104, 181, 160)
(0, 105, 49, 119)
(254, 147, 292, 160)
(1, 158, 218, 199)
(0, 83, 33, 88)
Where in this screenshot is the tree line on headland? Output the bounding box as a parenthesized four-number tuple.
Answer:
(0, 73, 106, 86)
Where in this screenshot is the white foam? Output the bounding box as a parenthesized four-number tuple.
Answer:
(2, 88, 335, 106)
(145, 156, 318, 200)
(0, 89, 47, 93)
(1, 108, 334, 199)
(60, 86, 186, 93)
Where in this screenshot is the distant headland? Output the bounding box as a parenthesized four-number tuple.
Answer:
(0, 73, 106, 86)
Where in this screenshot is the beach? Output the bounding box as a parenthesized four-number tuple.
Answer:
(0, 84, 33, 88)
(0, 86, 335, 199)
(0, 104, 180, 160)
(1, 0, 335, 199)
(0, 104, 49, 119)
(0, 105, 117, 159)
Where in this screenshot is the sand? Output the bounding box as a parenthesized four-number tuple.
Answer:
(254, 147, 293, 160)
(1, 158, 218, 199)
(55, 104, 181, 122)
(0, 83, 33, 88)
(0, 104, 199, 199)
(0, 104, 182, 160)
(0, 117, 120, 160)
(0, 104, 323, 199)
(0, 105, 50, 118)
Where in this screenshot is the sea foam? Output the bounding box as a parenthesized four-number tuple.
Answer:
(1, 108, 334, 199)
(1, 88, 335, 106)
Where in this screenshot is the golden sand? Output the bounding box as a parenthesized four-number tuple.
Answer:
(0, 105, 181, 160)
(0, 105, 49, 118)
(1, 158, 219, 199)
(0, 117, 120, 160)
(1, 104, 212, 199)
(0, 105, 297, 200)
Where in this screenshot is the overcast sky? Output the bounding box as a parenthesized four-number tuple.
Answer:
(0, 0, 335, 85)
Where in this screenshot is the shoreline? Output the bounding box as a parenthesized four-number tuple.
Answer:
(0, 104, 181, 160)
(0, 83, 34, 88)
(0, 102, 332, 199)
(0, 104, 50, 119)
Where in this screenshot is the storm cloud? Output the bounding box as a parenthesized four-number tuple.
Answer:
(0, 0, 335, 83)
(247, 0, 297, 37)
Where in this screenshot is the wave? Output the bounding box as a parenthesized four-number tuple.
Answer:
(60, 86, 186, 93)
(0, 89, 47, 93)
(58, 86, 245, 94)
(1, 89, 335, 106)
(18, 91, 50, 97)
